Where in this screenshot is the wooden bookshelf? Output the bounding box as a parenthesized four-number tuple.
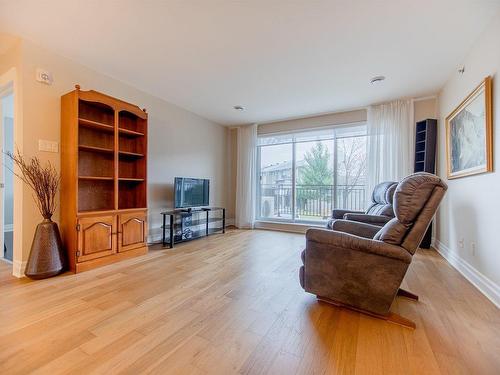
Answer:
(61, 85, 148, 273)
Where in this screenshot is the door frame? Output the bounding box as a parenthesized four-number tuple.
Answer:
(0, 68, 24, 277)
(0, 82, 13, 261)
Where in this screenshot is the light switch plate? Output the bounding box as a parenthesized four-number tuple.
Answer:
(38, 140, 59, 153)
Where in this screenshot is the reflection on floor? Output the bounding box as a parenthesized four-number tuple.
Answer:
(0, 229, 498, 374)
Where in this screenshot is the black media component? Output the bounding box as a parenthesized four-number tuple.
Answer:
(414, 119, 437, 249)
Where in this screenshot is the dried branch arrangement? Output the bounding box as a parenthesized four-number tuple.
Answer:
(5, 150, 60, 219)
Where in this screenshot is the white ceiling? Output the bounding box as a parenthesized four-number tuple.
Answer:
(0, 0, 499, 125)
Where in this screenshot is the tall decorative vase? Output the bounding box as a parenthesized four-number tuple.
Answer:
(24, 216, 66, 279)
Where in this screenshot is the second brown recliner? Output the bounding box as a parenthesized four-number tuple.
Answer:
(327, 181, 397, 229)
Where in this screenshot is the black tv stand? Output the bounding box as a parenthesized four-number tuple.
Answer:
(161, 207, 225, 248)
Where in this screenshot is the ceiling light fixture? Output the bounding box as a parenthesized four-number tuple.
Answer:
(370, 76, 386, 84)
(233, 105, 245, 111)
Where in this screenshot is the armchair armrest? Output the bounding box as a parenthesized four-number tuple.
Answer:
(331, 209, 362, 219)
(330, 219, 381, 239)
(342, 213, 392, 226)
(306, 228, 412, 263)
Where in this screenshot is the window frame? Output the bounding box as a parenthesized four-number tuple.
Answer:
(256, 122, 367, 224)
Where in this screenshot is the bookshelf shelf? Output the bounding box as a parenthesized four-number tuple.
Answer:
(119, 150, 144, 158)
(119, 177, 144, 182)
(79, 118, 114, 132)
(119, 128, 144, 137)
(78, 176, 114, 181)
(79, 145, 114, 154)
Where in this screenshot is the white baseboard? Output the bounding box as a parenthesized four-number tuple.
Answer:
(147, 233, 162, 244)
(433, 238, 499, 308)
(12, 260, 27, 278)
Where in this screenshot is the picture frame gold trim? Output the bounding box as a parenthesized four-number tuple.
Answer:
(445, 76, 493, 179)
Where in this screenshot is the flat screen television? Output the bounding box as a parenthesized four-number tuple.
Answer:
(174, 177, 209, 208)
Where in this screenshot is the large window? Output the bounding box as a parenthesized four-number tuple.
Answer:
(257, 124, 367, 223)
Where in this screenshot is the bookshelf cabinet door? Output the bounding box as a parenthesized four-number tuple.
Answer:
(77, 215, 117, 262)
(119, 211, 147, 252)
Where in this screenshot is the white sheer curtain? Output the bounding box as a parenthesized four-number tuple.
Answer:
(235, 124, 258, 228)
(366, 100, 414, 205)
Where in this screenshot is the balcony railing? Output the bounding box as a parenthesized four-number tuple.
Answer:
(259, 184, 366, 221)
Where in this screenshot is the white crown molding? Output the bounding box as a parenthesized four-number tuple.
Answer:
(433, 238, 499, 308)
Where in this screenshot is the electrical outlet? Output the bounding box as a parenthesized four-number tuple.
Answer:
(458, 238, 464, 249)
(471, 242, 476, 256)
(38, 140, 59, 153)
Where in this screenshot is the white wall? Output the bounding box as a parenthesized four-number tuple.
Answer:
(1, 39, 229, 270)
(258, 109, 367, 135)
(435, 12, 500, 306)
(414, 98, 437, 122)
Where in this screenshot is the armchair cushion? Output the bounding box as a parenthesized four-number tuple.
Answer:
(327, 209, 361, 229)
(342, 213, 392, 226)
(330, 219, 382, 239)
(331, 209, 361, 220)
(373, 218, 409, 245)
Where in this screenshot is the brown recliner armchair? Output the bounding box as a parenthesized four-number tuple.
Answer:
(327, 181, 397, 228)
(300, 172, 447, 328)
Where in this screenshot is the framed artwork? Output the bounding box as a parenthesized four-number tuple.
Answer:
(446, 76, 493, 179)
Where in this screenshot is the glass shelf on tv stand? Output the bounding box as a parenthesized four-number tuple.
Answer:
(160, 207, 226, 248)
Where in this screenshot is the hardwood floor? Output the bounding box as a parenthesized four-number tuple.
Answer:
(0, 229, 498, 374)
